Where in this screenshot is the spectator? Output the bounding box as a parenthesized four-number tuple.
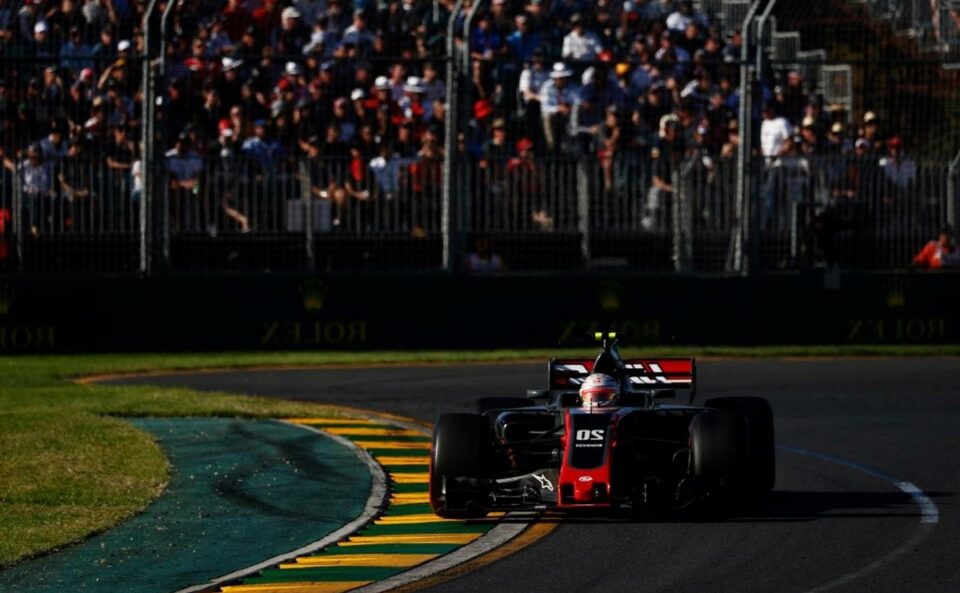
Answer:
(878, 136, 915, 231)
(242, 119, 285, 171)
(642, 114, 683, 230)
(59, 137, 95, 231)
(666, 1, 706, 34)
(18, 143, 53, 235)
(507, 137, 547, 229)
(342, 10, 375, 56)
(759, 102, 792, 225)
(407, 130, 443, 233)
(303, 14, 337, 56)
(274, 6, 310, 56)
(59, 26, 94, 76)
(861, 110, 883, 152)
(369, 141, 406, 201)
(32, 20, 56, 59)
(467, 237, 505, 271)
(507, 15, 542, 62)
(166, 131, 204, 232)
(562, 13, 603, 62)
(420, 63, 445, 106)
(912, 227, 958, 268)
(879, 136, 914, 197)
(518, 49, 549, 146)
(105, 124, 137, 229)
(539, 62, 577, 153)
(470, 12, 505, 64)
(39, 123, 69, 163)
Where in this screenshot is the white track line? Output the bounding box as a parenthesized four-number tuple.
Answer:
(781, 445, 939, 524)
(780, 444, 940, 593)
(173, 420, 388, 593)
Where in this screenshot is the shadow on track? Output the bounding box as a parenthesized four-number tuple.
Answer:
(494, 490, 953, 525)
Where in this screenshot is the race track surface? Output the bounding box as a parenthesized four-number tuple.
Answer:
(109, 359, 960, 593)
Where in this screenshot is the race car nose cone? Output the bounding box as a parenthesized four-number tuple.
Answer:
(573, 475, 597, 501)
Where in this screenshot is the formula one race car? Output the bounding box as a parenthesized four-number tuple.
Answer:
(429, 335, 775, 517)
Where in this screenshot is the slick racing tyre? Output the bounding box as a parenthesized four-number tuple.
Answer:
(429, 413, 489, 518)
(690, 410, 748, 481)
(471, 397, 530, 415)
(706, 397, 776, 495)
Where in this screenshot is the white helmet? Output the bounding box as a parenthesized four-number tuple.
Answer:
(579, 373, 619, 408)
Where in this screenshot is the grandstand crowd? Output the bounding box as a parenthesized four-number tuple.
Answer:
(0, 0, 934, 262)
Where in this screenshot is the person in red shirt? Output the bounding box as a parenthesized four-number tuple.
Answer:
(912, 227, 957, 268)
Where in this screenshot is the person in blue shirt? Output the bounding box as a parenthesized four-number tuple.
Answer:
(242, 119, 285, 172)
(507, 15, 542, 62)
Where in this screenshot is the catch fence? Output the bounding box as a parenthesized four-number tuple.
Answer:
(2, 1, 960, 275)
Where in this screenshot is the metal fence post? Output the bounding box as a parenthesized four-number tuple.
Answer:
(671, 164, 693, 272)
(732, 2, 764, 275)
(577, 161, 591, 265)
(11, 166, 23, 272)
(948, 150, 960, 231)
(140, 1, 159, 275)
(442, 0, 467, 272)
(301, 159, 315, 271)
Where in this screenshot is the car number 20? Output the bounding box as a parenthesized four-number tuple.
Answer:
(575, 429, 604, 441)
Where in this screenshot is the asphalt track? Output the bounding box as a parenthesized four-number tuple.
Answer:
(109, 359, 960, 593)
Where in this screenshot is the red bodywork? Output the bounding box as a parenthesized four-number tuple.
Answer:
(552, 358, 695, 508)
(557, 408, 615, 507)
(549, 358, 695, 391)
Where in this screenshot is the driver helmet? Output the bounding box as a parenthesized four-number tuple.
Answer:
(579, 373, 619, 408)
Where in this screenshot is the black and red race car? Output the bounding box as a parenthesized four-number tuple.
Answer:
(429, 336, 775, 517)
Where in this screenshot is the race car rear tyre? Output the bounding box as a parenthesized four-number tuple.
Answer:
(471, 397, 530, 415)
(705, 397, 776, 495)
(690, 410, 748, 481)
(429, 413, 489, 518)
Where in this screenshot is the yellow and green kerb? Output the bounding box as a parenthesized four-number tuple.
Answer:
(218, 416, 503, 593)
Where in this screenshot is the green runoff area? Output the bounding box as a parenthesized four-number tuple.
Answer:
(0, 418, 371, 593)
(2, 345, 959, 569)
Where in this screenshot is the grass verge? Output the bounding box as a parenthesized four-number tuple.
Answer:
(1, 344, 958, 567)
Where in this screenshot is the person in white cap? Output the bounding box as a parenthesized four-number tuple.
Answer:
(370, 75, 399, 121)
(285, 61, 302, 77)
(539, 63, 577, 152)
(400, 77, 429, 121)
(275, 5, 308, 54)
(32, 20, 51, 55)
(221, 57, 242, 72)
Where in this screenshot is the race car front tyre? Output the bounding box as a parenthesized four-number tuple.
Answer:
(690, 410, 748, 481)
(429, 413, 489, 518)
(471, 397, 531, 415)
(705, 396, 776, 496)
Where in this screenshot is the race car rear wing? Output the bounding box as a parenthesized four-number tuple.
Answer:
(548, 358, 697, 401)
